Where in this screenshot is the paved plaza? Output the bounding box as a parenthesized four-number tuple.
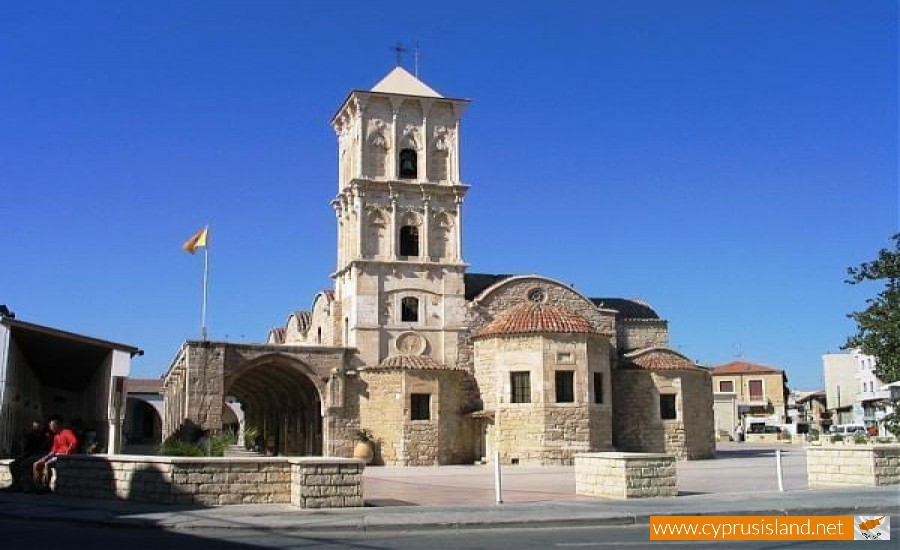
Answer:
(363, 442, 809, 506)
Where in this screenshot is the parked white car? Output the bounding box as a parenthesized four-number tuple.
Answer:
(829, 424, 866, 436)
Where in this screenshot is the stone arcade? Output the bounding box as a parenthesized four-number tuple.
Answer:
(162, 67, 716, 465)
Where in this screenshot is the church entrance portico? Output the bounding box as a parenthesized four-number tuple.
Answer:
(226, 356, 323, 456)
(162, 341, 352, 456)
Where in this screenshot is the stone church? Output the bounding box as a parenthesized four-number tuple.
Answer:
(162, 67, 715, 465)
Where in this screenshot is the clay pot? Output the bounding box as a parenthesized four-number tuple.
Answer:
(353, 440, 374, 464)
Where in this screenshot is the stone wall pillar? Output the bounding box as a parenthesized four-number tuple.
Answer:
(290, 457, 364, 508)
(575, 452, 677, 498)
(185, 342, 226, 435)
(808, 445, 900, 487)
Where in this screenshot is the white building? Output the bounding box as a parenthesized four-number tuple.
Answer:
(822, 349, 896, 435)
(0, 309, 142, 457)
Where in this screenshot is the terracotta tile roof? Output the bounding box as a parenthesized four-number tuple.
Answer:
(476, 303, 595, 338)
(589, 298, 660, 320)
(127, 378, 163, 394)
(710, 361, 783, 375)
(620, 348, 704, 371)
(367, 354, 464, 371)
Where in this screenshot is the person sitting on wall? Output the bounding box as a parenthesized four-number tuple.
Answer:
(5, 421, 49, 492)
(32, 418, 79, 492)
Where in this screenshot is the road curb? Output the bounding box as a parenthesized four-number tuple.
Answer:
(1, 502, 897, 534)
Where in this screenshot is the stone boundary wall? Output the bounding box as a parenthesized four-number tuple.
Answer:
(807, 445, 900, 487)
(0, 459, 11, 488)
(575, 452, 677, 499)
(11, 455, 364, 507)
(291, 457, 364, 508)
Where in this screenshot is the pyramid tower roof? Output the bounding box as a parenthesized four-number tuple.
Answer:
(370, 66, 443, 98)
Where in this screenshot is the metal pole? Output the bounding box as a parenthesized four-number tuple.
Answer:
(201, 244, 209, 340)
(494, 450, 503, 504)
(776, 449, 784, 491)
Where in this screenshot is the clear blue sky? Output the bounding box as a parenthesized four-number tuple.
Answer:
(1, 1, 896, 390)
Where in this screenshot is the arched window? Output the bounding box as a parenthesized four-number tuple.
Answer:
(401, 297, 419, 323)
(399, 148, 417, 179)
(400, 225, 419, 257)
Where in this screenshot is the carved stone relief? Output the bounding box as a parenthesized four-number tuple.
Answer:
(395, 331, 427, 355)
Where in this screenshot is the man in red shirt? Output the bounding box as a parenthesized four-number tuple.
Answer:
(32, 418, 78, 491)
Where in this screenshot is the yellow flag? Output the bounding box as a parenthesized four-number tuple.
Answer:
(182, 226, 208, 254)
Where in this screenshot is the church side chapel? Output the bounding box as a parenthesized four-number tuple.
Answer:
(163, 67, 716, 465)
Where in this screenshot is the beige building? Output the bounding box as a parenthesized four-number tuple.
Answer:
(162, 67, 716, 465)
(711, 361, 788, 434)
(822, 352, 858, 425)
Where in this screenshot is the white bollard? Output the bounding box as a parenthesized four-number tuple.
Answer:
(494, 450, 503, 504)
(776, 449, 784, 491)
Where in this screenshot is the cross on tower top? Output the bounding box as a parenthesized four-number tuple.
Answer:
(391, 42, 407, 66)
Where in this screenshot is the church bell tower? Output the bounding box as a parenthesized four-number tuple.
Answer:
(330, 67, 471, 368)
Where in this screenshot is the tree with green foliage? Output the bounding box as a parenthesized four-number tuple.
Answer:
(845, 234, 900, 436)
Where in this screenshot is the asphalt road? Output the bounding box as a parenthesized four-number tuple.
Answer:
(1, 518, 894, 550)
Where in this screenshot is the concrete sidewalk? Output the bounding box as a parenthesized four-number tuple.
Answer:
(0, 487, 896, 532)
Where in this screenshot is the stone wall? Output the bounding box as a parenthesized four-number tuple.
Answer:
(358, 368, 476, 465)
(290, 457, 364, 508)
(679, 370, 716, 459)
(0, 458, 11, 488)
(616, 320, 668, 351)
(475, 334, 613, 465)
(575, 452, 677, 498)
(612, 369, 715, 460)
(358, 370, 405, 464)
(45, 455, 363, 507)
(807, 445, 900, 487)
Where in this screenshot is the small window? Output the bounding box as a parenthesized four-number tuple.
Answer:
(411, 393, 431, 420)
(510, 371, 531, 403)
(555, 371, 574, 403)
(748, 380, 763, 400)
(593, 372, 603, 404)
(399, 148, 417, 179)
(401, 297, 419, 323)
(400, 226, 419, 257)
(719, 380, 734, 393)
(660, 394, 677, 420)
(316, 327, 322, 344)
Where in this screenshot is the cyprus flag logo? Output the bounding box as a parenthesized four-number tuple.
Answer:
(855, 516, 890, 540)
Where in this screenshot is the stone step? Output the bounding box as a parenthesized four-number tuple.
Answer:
(224, 444, 264, 458)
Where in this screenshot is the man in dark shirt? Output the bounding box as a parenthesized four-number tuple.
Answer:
(6, 421, 48, 492)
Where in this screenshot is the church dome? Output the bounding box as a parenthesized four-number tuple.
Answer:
(476, 303, 595, 338)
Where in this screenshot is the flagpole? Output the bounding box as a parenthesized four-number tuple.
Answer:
(201, 239, 209, 340)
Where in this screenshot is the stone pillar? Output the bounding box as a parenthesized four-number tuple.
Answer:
(422, 196, 431, 260)
(454, 195, 463, 262)
(421, 112, 429, 182)
(389, 108, 399, 180)
(354, 190, 364, 260)
(185, 343, 226, 435)
(575, 452, 677, 498)
(808, 445, 900, 487)
(389, 193, 398, 260)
